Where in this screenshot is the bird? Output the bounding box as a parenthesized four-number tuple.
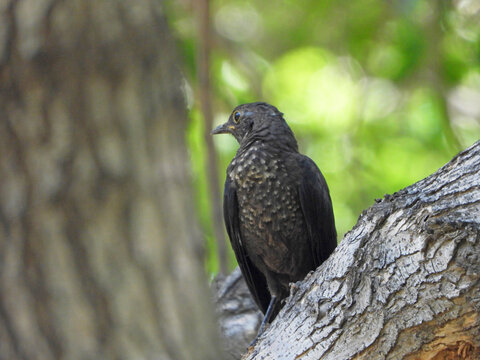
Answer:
(211, 102, 337, 339)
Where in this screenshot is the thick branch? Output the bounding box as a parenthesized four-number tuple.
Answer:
(213, 268, 262, 360)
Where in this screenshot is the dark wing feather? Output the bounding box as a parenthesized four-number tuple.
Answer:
(298, 156, 337, 267)
(223, 177, 271, 314)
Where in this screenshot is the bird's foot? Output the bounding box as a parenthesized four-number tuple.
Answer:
(248, 323, 269, 348)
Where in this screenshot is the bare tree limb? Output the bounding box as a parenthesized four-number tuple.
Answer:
(213, 268, 262, 359)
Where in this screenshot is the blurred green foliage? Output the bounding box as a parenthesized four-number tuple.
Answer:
(169, 0, 480, 275)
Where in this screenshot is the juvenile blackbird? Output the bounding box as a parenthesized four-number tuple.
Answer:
(212, 102, 337, 335)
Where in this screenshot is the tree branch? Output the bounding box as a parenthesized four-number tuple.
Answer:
(195, 0, 229, 274)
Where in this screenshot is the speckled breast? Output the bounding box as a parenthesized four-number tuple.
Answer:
(229, 144, 305, 273)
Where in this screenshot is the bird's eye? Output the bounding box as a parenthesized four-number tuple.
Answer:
(233, 111, 241, 123)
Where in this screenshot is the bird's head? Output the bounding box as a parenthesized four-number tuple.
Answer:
(211, 102, 298, 150)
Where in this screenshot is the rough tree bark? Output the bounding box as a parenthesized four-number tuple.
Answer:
(216, 141, 480, 360)
(213, 267, 262, 360)
(0, 1, 222, 359)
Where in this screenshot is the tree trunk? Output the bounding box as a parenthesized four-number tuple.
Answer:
(221, 141, 480, 359)
(0, 1, 222, 359)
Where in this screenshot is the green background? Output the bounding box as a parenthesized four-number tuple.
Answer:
(168, 0, 480, 275)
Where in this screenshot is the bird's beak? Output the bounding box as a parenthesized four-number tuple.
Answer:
(211, 123, 234, 135)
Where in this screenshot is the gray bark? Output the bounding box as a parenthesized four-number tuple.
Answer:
(213, 268, 262, 359)
(225, 141, 480, 359)
(0, 1, 222, 359)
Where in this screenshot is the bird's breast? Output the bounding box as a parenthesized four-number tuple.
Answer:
(230, 149, 306, 272)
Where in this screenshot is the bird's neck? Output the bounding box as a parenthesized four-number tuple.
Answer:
(239, 133, 298, 156)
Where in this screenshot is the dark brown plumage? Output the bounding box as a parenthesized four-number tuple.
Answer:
(212, 102, 337, 335)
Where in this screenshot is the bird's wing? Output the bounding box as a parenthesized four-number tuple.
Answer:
(298, 156, 337, 267)
(224, 177, 271, 314)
